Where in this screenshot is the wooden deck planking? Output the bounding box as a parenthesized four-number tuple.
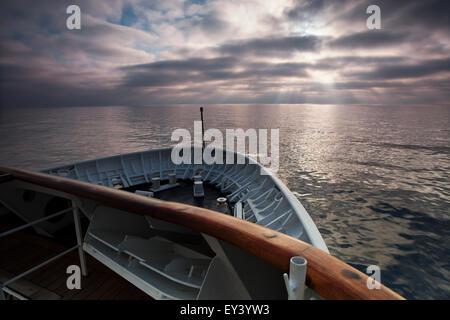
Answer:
(0, 226, 150, 300)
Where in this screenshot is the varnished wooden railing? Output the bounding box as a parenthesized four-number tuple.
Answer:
(0, 166, 404, 300)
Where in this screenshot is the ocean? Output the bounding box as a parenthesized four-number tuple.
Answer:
(0, 104, 449, 299)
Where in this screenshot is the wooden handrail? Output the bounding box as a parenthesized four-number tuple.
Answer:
(0, 166, 404, 300)
(0, 173, 12, 183)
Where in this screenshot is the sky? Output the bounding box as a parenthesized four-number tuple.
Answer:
(0, 0, 449, 107)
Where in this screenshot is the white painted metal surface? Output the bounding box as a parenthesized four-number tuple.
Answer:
(193, 181, 205, 198)
(41, 146, 328, 253)
(283, 256, 307, 300)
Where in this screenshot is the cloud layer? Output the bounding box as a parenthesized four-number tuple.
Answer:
(0, 0, 449, 107)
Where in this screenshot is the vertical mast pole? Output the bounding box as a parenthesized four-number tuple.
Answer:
(200, 107, 205, 149)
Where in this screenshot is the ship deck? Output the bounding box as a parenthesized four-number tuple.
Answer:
(0, 180, 230, 300)
(0, 220, 150, 300)
(125, 179, 232, 215)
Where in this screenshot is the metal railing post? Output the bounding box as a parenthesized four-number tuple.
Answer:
(72, 201, 88, 277)
(283, 256, 307, 300)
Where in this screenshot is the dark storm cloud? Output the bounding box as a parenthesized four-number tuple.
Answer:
(285, 0, 449, 31)
(121, 57, 309, 87)
(0, 62, 125, 107)
(347, 58, 450, 80)
(376, 0, 449, 30)
(285, 0, 334, 20)
(402, 0, 450, 30)
(332, 79, 450, 90)
(196, 13, 229, 34)
(312, 56, 407, 70)
(328, 31, 408, 49)
(123, 56, 237, 72)
(0, 0, 449, 107)
(333, 81, 406, 90)
(218, 36, 321, 57)
(334, 0, 450, 31)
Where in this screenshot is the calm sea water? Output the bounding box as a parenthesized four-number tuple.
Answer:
(0, 104, 449, 299)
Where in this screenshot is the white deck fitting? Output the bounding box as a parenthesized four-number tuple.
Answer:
(193, 181, 205, 198)
(150, 183, 180, 193)
(168, 173, 177, 185)
(134, 190, 154, 198)
(151, 177, 160, 189)
(42, 147, 328, 253)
